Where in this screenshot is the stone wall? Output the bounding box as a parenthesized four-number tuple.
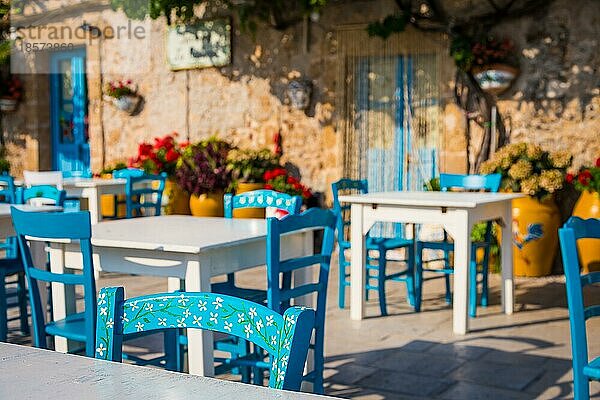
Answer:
(3, 0, 599, 205)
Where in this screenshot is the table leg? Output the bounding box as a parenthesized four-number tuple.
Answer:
(48, 243, 77, 352)
(86, 188, 101, 225)
(447, 214, 471, 335)
(501, 202, 514, 315)
(350, 204, 366, 320)
(185, 256, 214, 377)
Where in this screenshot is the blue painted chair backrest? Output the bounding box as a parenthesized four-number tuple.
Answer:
(62, 170, 93, 179)
(559, 217, 600, 398)
(331, 178, 368, 245)
(224, 190, 302, 219)
(0, 174, 17, 204)
(114, 168, 167, 218)
(20, 185, 66, 206)
(439, 173, 501, 193)
(11, 207, 96, 356)
(95, 287, 315, 391)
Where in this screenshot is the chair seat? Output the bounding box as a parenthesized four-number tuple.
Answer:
(418, 239, 490, 251)
(45, 312, 88, 342)
(339, 236, 413, 251)
(211, 282, 267, 304)
(584, 356, 600, 380)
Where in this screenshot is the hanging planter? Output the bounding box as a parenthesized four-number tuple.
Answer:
(104, 79, 141, 115)
(472, 64, 519, 95)
(0, 98, 18, 112)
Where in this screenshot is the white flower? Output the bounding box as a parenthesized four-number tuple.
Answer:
(248, 307, 257, 319)
(285, 314, 296, 326)
(244, 324, 253, 338)
(99, 307, 107, 316)
(283, 339, 290, 350)
(277, 370, 285, 382)
(130, 302, 140, 311)
(177, 318, 186, 327)
(121, 313, 129, 323)
(280, 355, 289, 368)
(212, 297, 224, 310)
(270, 335, 277, 345)
(192, 316, 202, 326)
(135, 321, 144, 332)
(210, 312, 219, 324)
(105, 318, 114, 329)
(265, 315, 274, 326)
(183, 308, 191, 318)
(158, 318, 167, 326)
(256, 319, 264, 331)
(237, 313, 245, 323)
(96, 343, 106, 357)
(144, 303, 153, 312)
(223, 321, 233, 332)
(177, 294, 189, 306)
(197, 300, 207, 311)
(98, 292, 106, 305)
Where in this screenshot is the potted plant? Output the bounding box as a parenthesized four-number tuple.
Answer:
(0, 74, 23, 112)
(226, 148, 280, 218)
(175, 137, 232, 217)
(104, 79, 140, 114)
(566, 157, 600, 272)
(263, 167, 312, 218)
(480, 143, 572, 276)
(130, 133, 190, 215)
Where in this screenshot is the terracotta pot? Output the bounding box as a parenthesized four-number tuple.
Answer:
(164, 179, 190, 215)
(512, 196, 561, 277)
(189, 191, 224, 217)
(572, 190, 600, 273)
(233, 182, 265, 219)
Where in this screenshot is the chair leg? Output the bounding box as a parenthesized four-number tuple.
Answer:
(17, 272, 29, 335)
(444, 273, 452, 304)
(469, 256, 478, 318)
(405, 246, 416, 308)
(414, 245, 423, 312)
(377, 248, 388, 316)
(338, 250, 346, 309)
(0, 272, 7, 341)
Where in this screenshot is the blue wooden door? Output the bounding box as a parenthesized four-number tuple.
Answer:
(50, 49, 90, 175)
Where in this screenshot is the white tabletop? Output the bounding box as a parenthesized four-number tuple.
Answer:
(338, 191, 523, 208)
(92, 216, 267, 253)
(0, 203, 62, 216)
(63, 177, 126, 187)
(0, 343, 335, 400)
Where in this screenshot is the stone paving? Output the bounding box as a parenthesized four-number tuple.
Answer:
(5, 255, 600, 399)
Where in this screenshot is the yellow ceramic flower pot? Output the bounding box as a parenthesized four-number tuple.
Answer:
(164, 179, 191, 215)
(189, 191, 224, 217)
(232, 182, 266, 219)
(512, 196, 561, 277)
(100, 173, 126, 218)
(572, 190, 600, 273)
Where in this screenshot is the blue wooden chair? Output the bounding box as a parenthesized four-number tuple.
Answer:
(0, 175, 28, 341)
(113, 168, 167, 219)
(415, 173, 501, 317)
(11, 207, 97, 356)
(217, 190, 303, 297)
(95, 287, 315, 392)
(559, 217, 600, 400)
(331, 178, 416, 316)
(20, 185, 67, 206)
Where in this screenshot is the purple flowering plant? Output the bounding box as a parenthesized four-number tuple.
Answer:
(175, 136, 233, 196)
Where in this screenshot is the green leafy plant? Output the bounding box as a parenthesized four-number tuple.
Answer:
(480, 143, 572, 200)
(367, 14, 409, 39)
(0, 157, 9, 174)
(175, 136, 233, 196)
(451, 35, 516, 72)
(104, 79, 137, 99)
(567, 157, 600, 193)
(264, 167, 312, 200)
(227, 148, 280, 185)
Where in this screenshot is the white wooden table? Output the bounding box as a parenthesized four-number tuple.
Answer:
(0, 343, 336, 400)
(47, 215, 314, 377)
(339, 191, 523, 334)
(62, 178, 126, 225)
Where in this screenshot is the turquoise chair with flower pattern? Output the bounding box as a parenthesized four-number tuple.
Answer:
(95, 287, 315, 392)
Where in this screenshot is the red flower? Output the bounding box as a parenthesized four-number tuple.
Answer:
(578, 170, 592, 186)
(287, 176, 296, 184)
(138, 143, 153, 157)
(566, 173, 574, 184)
(264, 170, 273, 181)
(302, 189, 312, 199)
(165, 148, 179, 163)
(264, 184, 273, 190)
(595, 158, 600, 168)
